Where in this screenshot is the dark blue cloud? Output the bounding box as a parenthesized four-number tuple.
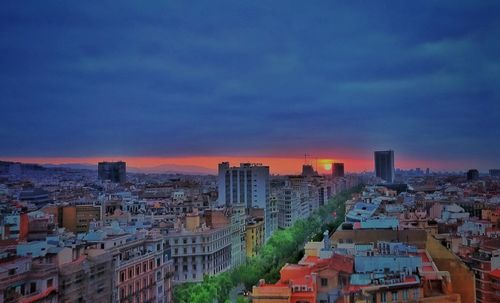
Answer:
(1, 1, 499, 168)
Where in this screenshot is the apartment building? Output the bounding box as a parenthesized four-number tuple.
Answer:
(83, 230, 174, 303)
(0, 255, 58, 303)
(58, 248, 113, 303)
(167, 212, 231, 283)
(245, 218, 264, 257)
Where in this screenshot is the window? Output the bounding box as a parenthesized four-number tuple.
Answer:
(414, 288, 420, 299)
(381, 292, 387, 303)
(403, 289, 408, 300)
(320, 278, 328, 287)
(392, 291, 398, 301)
(47, 278, 53, 288)
(30, 282, 36, 293)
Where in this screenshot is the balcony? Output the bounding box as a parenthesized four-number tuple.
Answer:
(491, 281, 500, 291)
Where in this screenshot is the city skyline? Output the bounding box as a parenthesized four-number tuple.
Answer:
(0, 151, 491, 175)
(1, 1, 499, 172)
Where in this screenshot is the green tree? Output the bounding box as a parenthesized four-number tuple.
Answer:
(172, 185, 363, 303)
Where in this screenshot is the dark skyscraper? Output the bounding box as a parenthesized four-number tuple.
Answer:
(301, 164, 317, 177)
(467, 169, 479, 181)
(98, 161, 126, 183)
(374, 150, 395, 183)
(490, 169, 500, 177)
(332, 163, 345, 178)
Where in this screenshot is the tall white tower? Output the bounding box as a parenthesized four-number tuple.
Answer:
(216, 162, 273, 239)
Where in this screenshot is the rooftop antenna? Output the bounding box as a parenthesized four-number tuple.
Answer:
(304, 153, 312, 165)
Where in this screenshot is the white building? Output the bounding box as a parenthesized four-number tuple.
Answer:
(217, 162, 273, 239)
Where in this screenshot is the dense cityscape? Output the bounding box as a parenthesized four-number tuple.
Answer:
(0, 153, 498, 302)
(2, 1, 500, 303)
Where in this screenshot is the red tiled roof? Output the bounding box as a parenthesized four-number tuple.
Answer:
(280, 264, 312, 283)
(302, 255, 320, 264)
(311, 253, 354, 274)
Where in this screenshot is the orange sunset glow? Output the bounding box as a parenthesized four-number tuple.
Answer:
(1, 154, 471, 175)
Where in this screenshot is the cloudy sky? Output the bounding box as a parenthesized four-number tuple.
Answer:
(1, 1, 499, 172)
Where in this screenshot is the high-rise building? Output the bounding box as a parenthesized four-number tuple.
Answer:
(98, 161, 126, 183)
(332, 163, 345, 178)
(301, 164, 317, 177)
(489, 169, 500, 177)
(467, 169, 479, 181)
(374, 150, 395, 183)
(217, 162, 273, 239)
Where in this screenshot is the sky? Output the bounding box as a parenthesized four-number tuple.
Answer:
(1, 1, 499, 173)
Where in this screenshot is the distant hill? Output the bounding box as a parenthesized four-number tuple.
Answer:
(2, 160, 215, 175)
(42, 163, 97, 170)
(43, 162, 215, 175)
(0, 160, 46, 173)
(128, 164, 215, 175)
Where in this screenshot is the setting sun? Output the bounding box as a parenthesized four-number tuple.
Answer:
(324, 163, 332, 171)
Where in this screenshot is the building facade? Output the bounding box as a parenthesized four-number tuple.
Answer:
(0, 255, 58, 303)
(98, 161, 126, 183)
(333, 163, 345, 178)
(167, 212, 232, 283)
(374, 150, 395, 183)
(58, 249, 113, 303)
(217, 163, 273, 239)
(245, 218, 264, 257)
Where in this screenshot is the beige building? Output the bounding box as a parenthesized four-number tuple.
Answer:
(167, 211, 232, 283)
